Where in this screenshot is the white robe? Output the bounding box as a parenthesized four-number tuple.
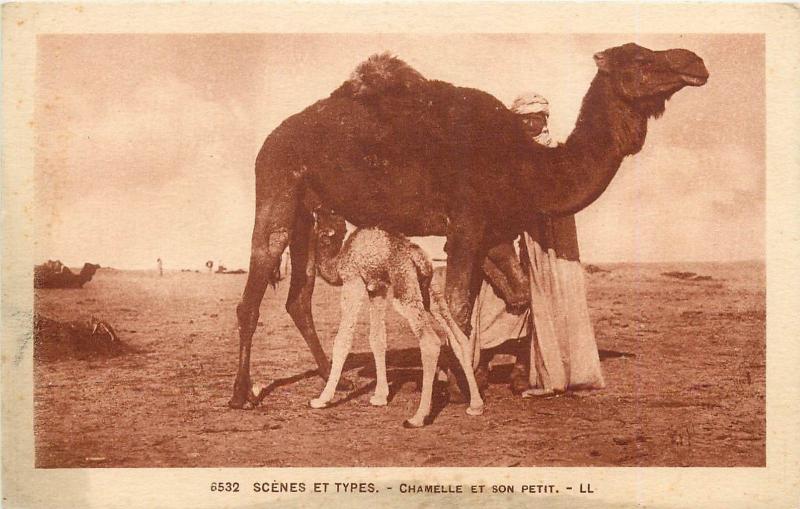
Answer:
(470, 232, 605, 392)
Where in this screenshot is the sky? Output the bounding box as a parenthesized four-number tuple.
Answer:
(35, 34, 764, 270)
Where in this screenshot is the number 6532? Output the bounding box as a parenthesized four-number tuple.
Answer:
(211, 482, 240, 492)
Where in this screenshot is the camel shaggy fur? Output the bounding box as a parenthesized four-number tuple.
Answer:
(309, 208, 484, 427)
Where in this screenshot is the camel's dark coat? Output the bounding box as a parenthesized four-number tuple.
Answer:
(229, 43, 709, 408)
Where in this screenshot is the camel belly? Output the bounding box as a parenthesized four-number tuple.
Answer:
(306, 164, 450, 236)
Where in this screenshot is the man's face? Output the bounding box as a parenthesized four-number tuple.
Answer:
(520, 112, 549, 138)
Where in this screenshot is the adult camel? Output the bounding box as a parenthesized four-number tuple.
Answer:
(229, 42, 709, 408)
(34, 262, 101, 289)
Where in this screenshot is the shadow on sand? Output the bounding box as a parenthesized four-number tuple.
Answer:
(256, 346, 635, 423)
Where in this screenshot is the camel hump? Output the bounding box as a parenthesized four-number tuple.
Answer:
(333, 52, 426, 99)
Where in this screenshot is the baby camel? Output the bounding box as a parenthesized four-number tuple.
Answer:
(308, 207, 484, 427)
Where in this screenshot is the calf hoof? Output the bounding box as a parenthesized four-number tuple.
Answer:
(309, 398, 330, 409)
(369, 395, 388, 407)
(402, 418, 425, 429)
(466, 404, 485, 416)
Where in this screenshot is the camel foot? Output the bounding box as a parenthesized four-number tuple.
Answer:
(466, 404, 485, 416)
(308, 397, 331, 409)
(228, 382, 252, 409)
(369, 394, 388, 407)
(402, 417, 426, 429)
(228, 395, 246, 409)
(229, 396, 257, 410)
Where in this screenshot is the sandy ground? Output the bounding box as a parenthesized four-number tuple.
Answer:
(33, 261, 765, 467)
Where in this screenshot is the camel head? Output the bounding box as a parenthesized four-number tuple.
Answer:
(314, 206, 347, 253)
(594, 43, 709, 117)
(80, 263, 101, 277)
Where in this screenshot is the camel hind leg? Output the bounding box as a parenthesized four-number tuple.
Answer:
(230, 188, 298, 409)
(429, 287, 485, 416)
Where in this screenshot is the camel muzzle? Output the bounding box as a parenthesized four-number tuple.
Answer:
(664, 48, 709, 86)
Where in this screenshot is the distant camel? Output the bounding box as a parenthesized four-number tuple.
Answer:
(34, 262, 101, 289)
(216, 265, 247, 275)
(230, 43, 709, 408)
(309, 207, 483, 427)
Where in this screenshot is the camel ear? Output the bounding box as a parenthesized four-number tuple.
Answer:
(594, 51, 611, 73)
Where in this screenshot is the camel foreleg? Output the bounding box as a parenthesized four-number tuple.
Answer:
(230, 197, 296, 409)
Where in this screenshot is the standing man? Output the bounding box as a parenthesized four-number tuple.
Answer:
(509, 92, 558, 148)
(471, 92, 600, 395)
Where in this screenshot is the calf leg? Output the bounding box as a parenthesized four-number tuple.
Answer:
(393, 301, 441, 428)
(309, 279, 365, 408)
(367, 291, 390, 406)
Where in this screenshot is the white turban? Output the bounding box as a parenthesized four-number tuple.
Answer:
(510, 92, 550, 115)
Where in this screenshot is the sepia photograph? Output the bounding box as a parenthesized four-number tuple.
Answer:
(31, 32, 765, 468)
(3, 3, 799, 508)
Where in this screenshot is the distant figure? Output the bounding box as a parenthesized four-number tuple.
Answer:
(157, 258, 163, 277)
(206, 260, 214, 273)
(34, 262, 101, 289)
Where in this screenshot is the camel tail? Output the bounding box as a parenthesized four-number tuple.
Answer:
(409, 245, 433, 312)
(332, 52, 426, 99)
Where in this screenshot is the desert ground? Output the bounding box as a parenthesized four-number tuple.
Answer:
(33, 261, 765, 467)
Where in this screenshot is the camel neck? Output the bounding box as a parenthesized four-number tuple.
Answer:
(524, 74, 648, 217)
